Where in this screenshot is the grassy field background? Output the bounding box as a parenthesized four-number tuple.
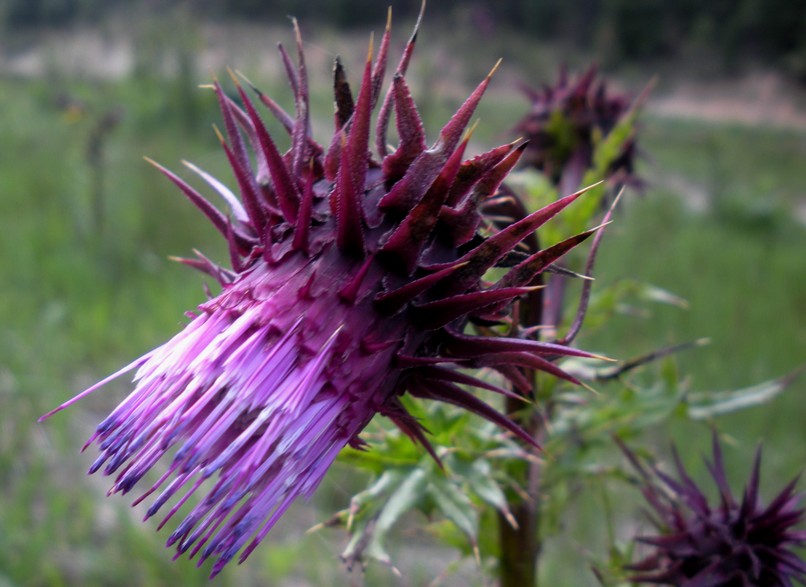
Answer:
(1, 11, 805, 586)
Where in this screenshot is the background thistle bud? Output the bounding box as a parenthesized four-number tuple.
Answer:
(514, 65, 641, 196)
(40, 14, 600, 577)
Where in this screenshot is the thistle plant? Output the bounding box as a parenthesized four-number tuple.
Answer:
(514, 65, 642, 196)
(39, 13, 601, 578)
(620, 435, 806, 586)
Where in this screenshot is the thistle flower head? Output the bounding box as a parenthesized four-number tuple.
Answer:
(41, 14, 599, 577)
(514, 65, 640, 195)
(621, 435, 806, 586)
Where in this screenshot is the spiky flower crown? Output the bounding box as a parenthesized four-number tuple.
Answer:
(621, 435, 806, 586)
(42, 13, 600, 577)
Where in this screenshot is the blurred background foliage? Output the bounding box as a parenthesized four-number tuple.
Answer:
(2, 0, 806, 79)
(1, 0, 805, 585)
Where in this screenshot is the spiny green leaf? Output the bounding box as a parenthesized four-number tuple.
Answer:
(687, 367, 803, 419)
(634, 282, 689, 308)
(340, 468, 427, 568)
(467, 461, 510, 514)
(427, 477, 479, 544)
(351, 469, 410, 509)
(338, 446, 421, 473)
(374, 468, 429, 537)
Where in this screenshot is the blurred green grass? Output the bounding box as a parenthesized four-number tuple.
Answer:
(1, 41, 805, 586)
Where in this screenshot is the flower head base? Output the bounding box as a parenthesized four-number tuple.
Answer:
(41, 14, 599, 577)
(514, 65, 640, 196)
(621, 435, 806, 586)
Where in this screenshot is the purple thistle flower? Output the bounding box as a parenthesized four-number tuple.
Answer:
(620, 434, 806, 586)
(41, 13, 600, 577)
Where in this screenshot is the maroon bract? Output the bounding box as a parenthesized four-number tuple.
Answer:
(621, 435, 806, 586)
(41, 15, 597, 577)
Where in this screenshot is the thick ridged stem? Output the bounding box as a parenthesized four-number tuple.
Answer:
(498, 241, 545, 587)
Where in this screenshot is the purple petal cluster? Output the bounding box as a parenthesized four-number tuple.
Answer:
(622, 435, 806, 586)
(42, 15, 597, 576)
(514, 65, 640, 195)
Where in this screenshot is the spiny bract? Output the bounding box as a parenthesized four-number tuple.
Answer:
(622, 435, 806, 587)
(42, 13, 599, 577)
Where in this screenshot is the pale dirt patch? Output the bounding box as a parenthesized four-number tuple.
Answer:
(5, 23, 806, 132)
(649, 72, 806, 131)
